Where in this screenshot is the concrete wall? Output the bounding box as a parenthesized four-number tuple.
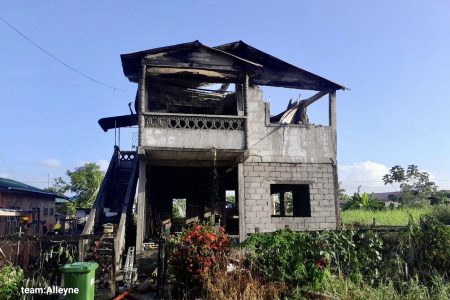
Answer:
(240, 85, 339, 237)
(242, 161, 337, 236)
(246, 85, 336, 163)
(142, 127, 245, 150)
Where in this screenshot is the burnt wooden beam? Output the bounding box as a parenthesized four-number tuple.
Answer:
(146, 67, 240, 83)
(299, 91, 328, 108)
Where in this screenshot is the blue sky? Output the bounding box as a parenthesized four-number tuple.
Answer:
(1, 1, 449, 194)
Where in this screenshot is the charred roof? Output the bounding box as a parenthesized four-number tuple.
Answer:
(121, 40, 346, 91)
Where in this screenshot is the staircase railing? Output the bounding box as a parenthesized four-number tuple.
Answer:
(115, 153, 139, 271)
(82, 146, 119, 235)
(80, 146, 119, 260)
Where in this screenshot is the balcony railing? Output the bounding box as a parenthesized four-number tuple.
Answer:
(143, 113, 245, 131)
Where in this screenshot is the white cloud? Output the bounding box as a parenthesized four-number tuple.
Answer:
(338, 161, 399, 194)
(39, 158, 63, 169)
(97, 159, 109, 172)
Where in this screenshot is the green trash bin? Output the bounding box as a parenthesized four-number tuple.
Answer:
(60, 262, 98, 300)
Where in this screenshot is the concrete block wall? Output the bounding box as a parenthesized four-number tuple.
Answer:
(245, 84, 336, 163)
(242, 161, 337, 236)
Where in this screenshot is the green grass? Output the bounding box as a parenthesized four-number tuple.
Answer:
(341, 207, 432, 226)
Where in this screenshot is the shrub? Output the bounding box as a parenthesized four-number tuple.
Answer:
(243, 229, 332, 289)
(0, 263, 24, 300)
(429, 204, 450, 225)
(413, 216, 450, 277)
(380, 215, 450, 281)
(168, 224, 229, 298)
(321, 230, 383, 281)
(243, 229, 384, 289)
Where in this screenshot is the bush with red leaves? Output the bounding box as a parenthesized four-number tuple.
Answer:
(169, 224, 229, 296)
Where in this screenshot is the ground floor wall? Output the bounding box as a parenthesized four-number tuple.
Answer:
(135, 159, 340, 248)
(240, 161, 339, 239)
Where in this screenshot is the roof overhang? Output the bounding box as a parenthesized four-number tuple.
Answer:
(120, 40, 347, 91)
(215, 41, 347, 91)
(121, 40, 263, 84)
(98, 114, 138, 132)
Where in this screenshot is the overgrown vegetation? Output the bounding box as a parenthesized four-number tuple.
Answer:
(168, 214, 450, 299)
(0, 263, 24, 300)
(0, 240, 77, 300)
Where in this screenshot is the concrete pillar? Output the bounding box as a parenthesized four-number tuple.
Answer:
(238, 163, 246, 242)
(243, 74, 249, 149)
(329, 91, 340, 229)
(329, 90, 337, 158)
(136, 159, 147, 253)
(328, 90, 336, 129)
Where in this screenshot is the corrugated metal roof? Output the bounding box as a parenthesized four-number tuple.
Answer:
(0, 177, 61, 198)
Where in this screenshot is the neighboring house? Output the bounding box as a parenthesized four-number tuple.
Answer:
(0, 177, 60, 235)
(372, 192, 402, 207)
(84, 41, 346, 255)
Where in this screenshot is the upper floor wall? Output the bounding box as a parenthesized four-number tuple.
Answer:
(139, 81, 337, 164)
(245, 85, 336, 164)
(141, 112, 246, 150)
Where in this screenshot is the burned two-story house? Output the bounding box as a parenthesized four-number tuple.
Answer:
(84, 41, 346, 258)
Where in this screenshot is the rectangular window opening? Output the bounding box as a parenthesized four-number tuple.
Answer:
(225, 190, 239, 234)
(270, 184, 311, 217)
(172, 198, 187, 233)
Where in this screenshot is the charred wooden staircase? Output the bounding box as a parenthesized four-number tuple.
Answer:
(81, 146, 139, 297)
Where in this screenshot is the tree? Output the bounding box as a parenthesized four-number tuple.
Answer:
(46, 176, 69, 196)
(382, 165, 438, 205)
(46, 163, 104, 216)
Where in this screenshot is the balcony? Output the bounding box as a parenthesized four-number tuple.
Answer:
(141, 112, 246, 151)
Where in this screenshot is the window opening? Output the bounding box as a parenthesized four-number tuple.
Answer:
(270, 184, 311, 217)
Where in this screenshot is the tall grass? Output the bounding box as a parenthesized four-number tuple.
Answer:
(318, 274, 450, 300)
(341, 207, 432, 226)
